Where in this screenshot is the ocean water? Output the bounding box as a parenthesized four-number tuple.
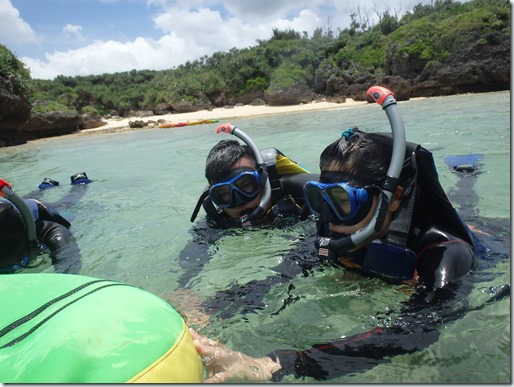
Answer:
(0, 91, 510, 383)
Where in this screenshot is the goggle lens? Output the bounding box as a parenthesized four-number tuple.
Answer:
(325, 186, 352, 216)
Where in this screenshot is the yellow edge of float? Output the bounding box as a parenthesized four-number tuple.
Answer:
(128, 319, 203, 383)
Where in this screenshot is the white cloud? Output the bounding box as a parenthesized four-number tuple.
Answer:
(14, 0, 452, 79)
(22, 33, 219, 79)
(63, 24, 84, 41)
(0, 0, 38, 45)
(63, 24, 83, 35)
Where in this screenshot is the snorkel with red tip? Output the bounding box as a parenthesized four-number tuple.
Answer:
(216, 123, 272, 226)
(316, 86, 407, 256)
(0, 179, 40, 261)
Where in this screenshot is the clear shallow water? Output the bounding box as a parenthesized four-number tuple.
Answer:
(0, 91, 510, 383)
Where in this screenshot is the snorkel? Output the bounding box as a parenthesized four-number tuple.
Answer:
(216, 123, 272, 226)
(0, 179, 40, 263)
(317, 86, 407, 256)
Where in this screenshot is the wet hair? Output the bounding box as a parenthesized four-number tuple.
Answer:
(320, 127, 474, 246)
(0, 201, 27, 263)
(319, 128, 414, 187)
(205, 139, 256, 185)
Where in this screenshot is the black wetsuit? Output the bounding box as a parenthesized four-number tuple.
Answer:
(267, 221, 510, 381)
(263, 155, 510, 381)
(21, 181, 91, 273)
(34, 200, 82, 273)
(177, 171, 319, 294)
(0, 199, 82, 274)
(196, 149, 509, 381)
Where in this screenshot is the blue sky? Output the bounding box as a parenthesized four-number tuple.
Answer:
(2, 0, 444, 80)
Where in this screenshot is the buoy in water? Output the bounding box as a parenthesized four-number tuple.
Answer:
(0, 273, 203, 383)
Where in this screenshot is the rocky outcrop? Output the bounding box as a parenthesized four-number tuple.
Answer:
(0, 77, 32, 146)
(311, 29, 510, 103)
(263, 84, 315, 106)
(18, 111, 81, 140)
(409, 30, 510, 97)
(152, 103, 172, 115)
(79, 114, 106, 130)
(171, 100, 213, 113)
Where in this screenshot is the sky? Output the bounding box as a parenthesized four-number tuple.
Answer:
(2, 0, 443, 80)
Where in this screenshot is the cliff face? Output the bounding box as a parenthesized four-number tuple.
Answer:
(311, 29, 510, 103)
(396, 30, 510, 98)
(0, 76, 31, 147)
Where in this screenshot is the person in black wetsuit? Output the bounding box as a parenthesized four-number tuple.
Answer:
(177, 126, 319, 292)
(191, 136, 317, 228)
(188, 120, 509, 382)
(0, 173, 92, 274)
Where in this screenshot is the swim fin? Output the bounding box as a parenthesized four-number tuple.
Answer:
(443, 154, 484, 176)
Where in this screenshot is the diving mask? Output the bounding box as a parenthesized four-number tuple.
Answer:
(209, 168, 262, 208)
(304, 181, 379, 226)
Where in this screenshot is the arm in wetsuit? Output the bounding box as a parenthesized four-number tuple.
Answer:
(199, 233, 320, 319)
(178, 174, 319, 309)
(268, 228, 480, 381)
(33, 200, 82, 274)
(176, 220, 227, 289)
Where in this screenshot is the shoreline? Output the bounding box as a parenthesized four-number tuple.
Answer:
(94, 99, 368, 132)
(17, 90, 508, 145)
(30, 99, 368, 143)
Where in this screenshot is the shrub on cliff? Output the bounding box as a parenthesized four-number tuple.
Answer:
(0, 44, 32, 95)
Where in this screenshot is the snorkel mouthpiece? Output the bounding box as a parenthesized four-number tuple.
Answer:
(317, 86, 407, 257)
(216, 123, 272, 226)
(0, 179, 39, 262)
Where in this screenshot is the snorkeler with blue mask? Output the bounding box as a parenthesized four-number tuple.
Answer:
(303, 87, 478, 290)
(190, 123, 318, 228)
(174, 124, 320, 312)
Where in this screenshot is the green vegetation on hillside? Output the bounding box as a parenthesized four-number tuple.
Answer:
(0, 44, 32, 95)
(1, 0, 510, 117)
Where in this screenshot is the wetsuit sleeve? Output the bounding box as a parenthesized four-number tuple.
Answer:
(266, 227, 479, 381)
(26, 184, 90, 214)
(269, 326, 440, 381)
(280, 173, 319, 206)
(414, 228, 477, 292)
(200, 236, 320, 319)
(267, 278, 474, 382)
(36, 220, 81, 274)
(176, 221, 225, 288)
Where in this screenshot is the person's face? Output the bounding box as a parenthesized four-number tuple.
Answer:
(221, 156, 264, 220)
(321, 169, 403, 251)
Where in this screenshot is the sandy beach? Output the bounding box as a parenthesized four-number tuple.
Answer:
(24, 98, 370, 144)
(83, 99, 368, 135)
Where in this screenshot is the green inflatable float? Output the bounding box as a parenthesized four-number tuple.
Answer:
(0, 273, 204, 383)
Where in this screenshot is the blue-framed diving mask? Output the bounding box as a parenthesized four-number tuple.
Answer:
(304, 181, 381, 226)
(209, 168, 263, 209)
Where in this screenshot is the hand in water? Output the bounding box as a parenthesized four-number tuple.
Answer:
(189, 328, 281, 383)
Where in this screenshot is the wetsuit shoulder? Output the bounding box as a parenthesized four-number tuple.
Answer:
(32, 200, 71, 228)
(414, 227, 477, 290)
(36, 220, 73, 254)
